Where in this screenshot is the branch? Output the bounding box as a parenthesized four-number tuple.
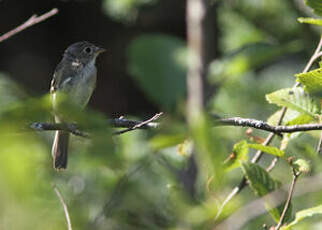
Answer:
(0, 8, 58, 43)
(215, 117, 322, 134)
(30, 122, 88, 137)
(30, 113, 163, 137)
(30, 115, 322, 137)
(54, 185, 72, 230)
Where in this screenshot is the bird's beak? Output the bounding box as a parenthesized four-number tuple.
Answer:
(95, 47, 106, 55)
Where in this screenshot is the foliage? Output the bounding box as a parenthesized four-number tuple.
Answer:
(1, 0, 322, 230)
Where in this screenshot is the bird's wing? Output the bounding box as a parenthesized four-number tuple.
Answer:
(50, 61, 64, 94)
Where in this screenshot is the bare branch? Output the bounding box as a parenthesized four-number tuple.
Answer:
(0, 8, 58, 43)
(112, 112, 163, 135)
(30, 115, 322, 137)
(30, 113, 163, 137)
(30, 122, 88, 137)
(54, 185, 72, 230)
(215, 117, 322, 134)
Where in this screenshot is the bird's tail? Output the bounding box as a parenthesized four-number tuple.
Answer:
(52, 131, 70, 170)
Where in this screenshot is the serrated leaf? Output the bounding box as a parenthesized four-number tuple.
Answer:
(305, 0, 322, 16)
(248, 144, 285, 158)
(267, 109, 314, 126)
(266, 88, 318, 117)
(241, 162, 292, 223)
(128, 34, 187, 109)
(281, 205, 322, 230)
(241, 162, 281, 196)
(224, 140, 249, 171)
(297, 17, 322, 25)
(295, 67, 322, 93)
(286, 114, 315, 125)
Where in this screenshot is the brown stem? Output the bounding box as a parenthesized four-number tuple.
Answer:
(54, 185, 72, 230)
(275, 170, 300, 230)
(0, 8, 58, 43)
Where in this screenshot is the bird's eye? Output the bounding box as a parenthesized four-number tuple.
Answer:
(84, 47, 92, 54)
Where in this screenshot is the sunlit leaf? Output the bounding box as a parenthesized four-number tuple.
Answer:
(295, 67, 322, 93)
(248, 144, 285, 158)
(266, 88, 319, 117)
(281, 205, 322, 229)
(224, 140, 249, 171)
(297, 17, 322, 26)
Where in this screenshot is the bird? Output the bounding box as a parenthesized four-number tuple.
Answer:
(50, 41, 105, 170)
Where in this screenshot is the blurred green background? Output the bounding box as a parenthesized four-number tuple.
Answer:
(0, 0, 322, 229)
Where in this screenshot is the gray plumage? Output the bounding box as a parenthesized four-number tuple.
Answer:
(50, 41, 105, 170)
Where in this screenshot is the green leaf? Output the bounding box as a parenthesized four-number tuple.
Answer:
(305, 0, 322, 16)
(297, 17, 322, 25)
(241, 162, 281, 196)
(266, 88, 318, 117)
(293, 159, 311, 174)
(295, 67, 322, 93)
(281, 205, 322, 230)
(128, 34, 187, 109)
(248, 144, 285, 158)
(267, 109, 315, 129)
(224, 140, 249, 171)
(241, 162, 292, 223)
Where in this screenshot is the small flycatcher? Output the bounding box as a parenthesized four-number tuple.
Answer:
(50, 41, 105, 170)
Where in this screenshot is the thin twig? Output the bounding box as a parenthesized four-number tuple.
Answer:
(317, 131, 322, 155)
(109, 117, 159, 129)
(112, 112, 163, 135)
(54, 185, 72, 230)
(275, 169, 300, 230)
(266, 157, 278, 172)
(0, 8, 58, 43)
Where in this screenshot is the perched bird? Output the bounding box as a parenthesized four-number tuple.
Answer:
(50, 41, 105, 170)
